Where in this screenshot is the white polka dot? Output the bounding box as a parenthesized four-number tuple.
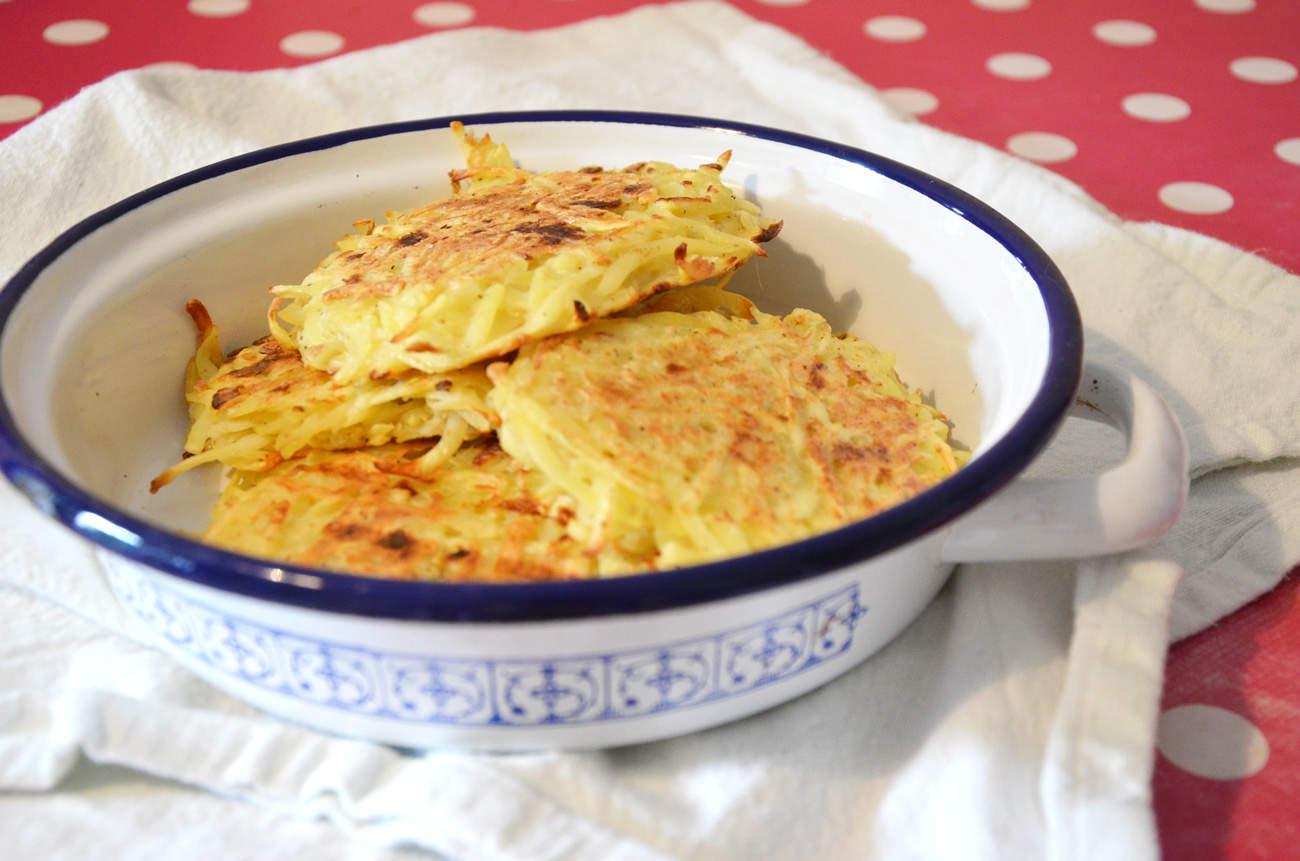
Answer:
(973, 0, 1030, 9)
(1195, 0, 1256, 12)
(881, 87, 939, 116)
(864, 16, 926, 42)
(413, 2, 476, 27)
(43, 19, 110, 46)
(1229, 56, 1298, 84)
(1159, 181, 1234, 215)
(280, 30, 345, 58)
(141, 61, 198, 73)
(1122, 93, 1191, 122)
(187, 0, 249, 17)
(1007, 131, 1077, 163)
(0, 95, 42, 123)
(986, 53, 1051, 80)
(1276, 138, 1300, 166)
(1158, 705, 1268, 779)
(1093, 20, 1156, 46)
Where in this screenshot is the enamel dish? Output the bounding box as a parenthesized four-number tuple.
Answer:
(0, 112, 1188, 749)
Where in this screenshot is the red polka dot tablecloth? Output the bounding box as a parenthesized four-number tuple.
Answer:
(2, 1, 1297, 857)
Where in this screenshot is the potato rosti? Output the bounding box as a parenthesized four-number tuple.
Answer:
(269, 122, 781, 383)
(150, 300, 494, 491)
(487, 307, 964, 569)
(201, 437, 647, 581)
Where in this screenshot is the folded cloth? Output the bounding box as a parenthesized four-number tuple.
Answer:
(1, 3, 1296, 859)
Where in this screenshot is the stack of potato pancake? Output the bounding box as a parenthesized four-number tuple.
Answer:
(153, 124, 963, 582)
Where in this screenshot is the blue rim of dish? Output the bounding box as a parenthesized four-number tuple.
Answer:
(0, 109, 1082, 622)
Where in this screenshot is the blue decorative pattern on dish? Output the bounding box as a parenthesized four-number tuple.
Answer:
(105, 562, 867, 726)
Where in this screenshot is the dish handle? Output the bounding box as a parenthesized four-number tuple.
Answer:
(940, 361, 1189, 562)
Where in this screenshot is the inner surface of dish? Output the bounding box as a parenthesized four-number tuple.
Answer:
(0, 113, 1072, 607)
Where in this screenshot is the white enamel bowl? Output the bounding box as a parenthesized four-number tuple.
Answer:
(0, 112, 1187, 749)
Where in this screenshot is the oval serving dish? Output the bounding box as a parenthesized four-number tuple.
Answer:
(0, 111, 1188, 749)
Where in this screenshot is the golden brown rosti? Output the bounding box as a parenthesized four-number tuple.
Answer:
(151, 300, 494, 491)
(269, 122, 781, 383)
(487, 306, 965, 570)
(201, 437, 646, 582)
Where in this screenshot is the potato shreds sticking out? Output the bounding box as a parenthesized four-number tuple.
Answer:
(615, 277, 757, 320)
(486, 307, 966, 571)
(269, 121, 782, 383)
(201, 438, 646, 582)
(149, 300, 495, 491)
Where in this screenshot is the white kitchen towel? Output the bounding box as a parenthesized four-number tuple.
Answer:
(1, 3, 1297, 859)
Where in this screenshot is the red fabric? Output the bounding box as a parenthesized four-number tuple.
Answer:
(1155, 564, 1300, 858)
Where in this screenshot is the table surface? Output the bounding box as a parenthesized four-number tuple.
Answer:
(2, 1, 1297, 857)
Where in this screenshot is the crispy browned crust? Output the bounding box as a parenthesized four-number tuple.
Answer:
(317, 171, 659, 304)
(197, 335, 305, 411)
(203, 438, 606, 583)
(488, 308, 962, 567)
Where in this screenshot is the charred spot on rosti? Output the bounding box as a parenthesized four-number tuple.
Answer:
(376, 529, 414, 553)
(510, 221, 586, 243)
